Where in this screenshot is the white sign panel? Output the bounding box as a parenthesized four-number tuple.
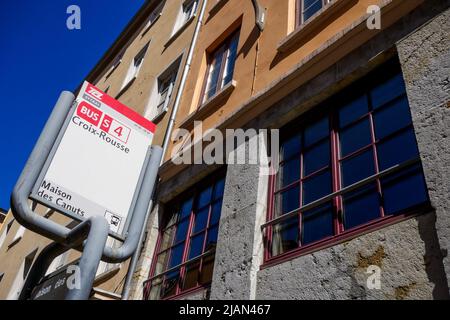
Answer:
(33, 82, 156, 235)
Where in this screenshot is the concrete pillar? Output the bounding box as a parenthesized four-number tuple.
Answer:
(210, 150, 268, 299)
(396, 6, 450, 289)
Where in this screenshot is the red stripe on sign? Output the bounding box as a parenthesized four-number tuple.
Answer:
(85, 83, 156, 133)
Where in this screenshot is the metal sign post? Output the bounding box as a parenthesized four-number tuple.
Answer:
(11, 85, 162, 300)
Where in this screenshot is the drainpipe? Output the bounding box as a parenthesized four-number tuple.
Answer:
(251, 0, 266, 31)
(121, 0, 209, 300)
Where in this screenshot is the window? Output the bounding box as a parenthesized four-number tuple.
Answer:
(121, 44, 149, 89)
(144, 1, 165, 31)
(9, 225, 26, 247)
(202, 31, 240, 104)
(144, 173, 226, 300)
(7, 249, 38, 300)
(156, 71, 177, 117)
(0, 219, 14, 249)
(265, 60, 430, 261)
(297, 0, 331, 25)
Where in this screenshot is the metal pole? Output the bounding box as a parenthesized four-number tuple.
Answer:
(65, 216, 109, 300)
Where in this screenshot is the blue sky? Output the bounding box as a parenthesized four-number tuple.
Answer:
(0, 1, 145, 210)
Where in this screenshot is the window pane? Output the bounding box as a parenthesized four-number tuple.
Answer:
(209, 200, 222, 226)
(374, 96, 412, 140)
(148, 276, 163, 300)
(281, 134, 301, 161)
(339, 119, 372, 156)
(304, 117, 328, 148)
(189, 233, 205, 259)
(180, 197, 193, 219)
(222, 34, 239, 86)
(155, 251, 169, 276)
(371, 73, 406, 109)
(303, 0, 322, 22)
(197, 186, 213, 209)
(160, 226, 176, 251)
(193, 207, 209, 233)
(339, 95, 369, 128)
(162, 270, 179, 298)
(302, 203, 333, 245)
(303, 139, 330, 176)
(205, 225, 219, 251)
(169, 243, 185, 268)
(382, 164, 428, 215)
(275, 185, 300, 216)
(174, 219, 189, 243)
(213, 178, 225, 200)
(278, 157, 300, 189)
(303, 170, 331, 205)
(341, 149, 375, 187)
(343, 184, 380, 230)
(183, 261, 200, 291)
(377, 128, 419, 170)
(199, 254, 215, 285)
(205, 49, 225, 99)
(271, 216, 299, 256)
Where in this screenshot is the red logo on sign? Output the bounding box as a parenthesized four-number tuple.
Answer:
(100, 114, 113, 133)
(77, 102, 103, 126)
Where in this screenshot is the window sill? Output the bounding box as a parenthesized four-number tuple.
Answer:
(165, 15, 196, 48)
(277, 0, 355, 53)
(142, 13, 162, 36)
(179, 80, 236, 129)
(93, 265, 121, 286)
(115, 76, 137, 99)
(261, 204, 432, 270)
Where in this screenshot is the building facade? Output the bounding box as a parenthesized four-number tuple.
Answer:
(1, 0, 450, 300)
(137, 0, 450, 300)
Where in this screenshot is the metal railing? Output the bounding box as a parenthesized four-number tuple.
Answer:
(261, 158, 421, 230)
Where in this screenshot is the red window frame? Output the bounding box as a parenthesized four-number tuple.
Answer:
(263, 61, 431, 267)
(199, 30, 240, 107)
(143, 170, 226, 300)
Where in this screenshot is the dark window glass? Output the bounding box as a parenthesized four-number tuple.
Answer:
(162, 270, 179, 298)
(339, 95, 369, 128)
(276, 185, 300, 216)
(206, 226, 219, 250)
(169, 244, 184, 268)
(197, 186, 212, 209)
(374, 96, 412, 140)
(183, 262, 200, 290)
(279, 158, 300, 187)
(341, 150, 375, 187)
(343, 184, 380, 230)
(210, 201, 222, 226)
(304, 117, 328, 148)
(377, 129, 419, 170)
(213, 178, 225, 200)
(303, 170, 331, 204)
(302, 203, 333, 245)
(303, 139, 329, 176)
(303, 0, 323, 22)
(193, 207, 209, 233)
(381, 164, 428, 215)
(174, 220, 189, 243)
(340, 119, 372, 156)
(281, 134, 301, 161)
(371, 73, 406, 109)
(180, 198, 193, 219)
(189, 233, 205, 259)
